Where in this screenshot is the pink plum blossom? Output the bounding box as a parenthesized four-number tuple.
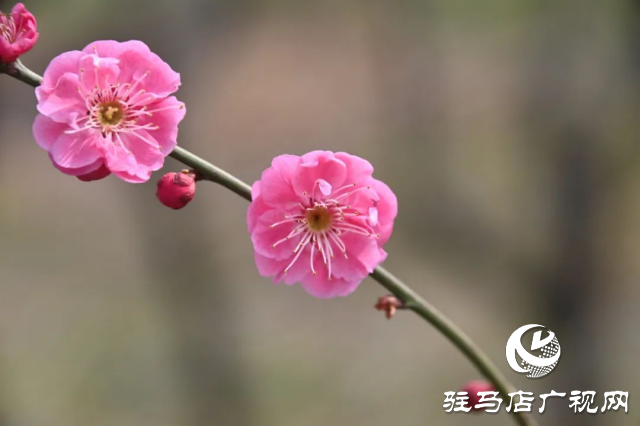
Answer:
(33, 40, 186, 183)
(0, 3, 38, 63)
(247, 151, 398, 298)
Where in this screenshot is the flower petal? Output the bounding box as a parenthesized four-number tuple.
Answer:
(142, 96, 186, 154)
(370, 179, 398, 245)
(77, 162, 111, 181)
(50, 131, 101, 170)
(39, 50, 83, 91)
(251, 209, 300, 261)
(300, 265, 361, 298)
(247, 193, 270, 233)
(254, 252, 288, 280)
(292, 151, 347, 198)
(108, 40, 181, 97)
(51, 157, 104, 177)
(33, 114, 66, 150)
(124, 130, 165, 170)
(335, 152, 374, 185)
(260, 154, 303, 210)
(36, 73, 85, 123)
(78, 54, 121, 91)
(317, 179, 332, 196)
(251, 180, 261, 200)
(103, 130, 165, 182)
(112, 170, 148, 184)
(369, 206, 379, 226)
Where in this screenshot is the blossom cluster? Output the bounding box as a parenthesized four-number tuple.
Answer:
(2, 2, 398, 298)
(444, 390, 629, 414)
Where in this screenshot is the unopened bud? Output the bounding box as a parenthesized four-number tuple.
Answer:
(375, 295, 403, 319)
(156, 170, 196, 209)
(461, 380, 495, 411)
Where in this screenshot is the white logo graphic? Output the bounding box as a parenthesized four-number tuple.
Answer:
(506, 324, 561, 379)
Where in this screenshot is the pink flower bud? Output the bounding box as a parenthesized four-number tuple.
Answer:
(461, 380, 495, 410)
(0, 3, 39, 63)
(156, 171, 196, 209)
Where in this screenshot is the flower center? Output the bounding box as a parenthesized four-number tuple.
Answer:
(63, 69, 184, 155)
(0, 15, 16, 43)
(269, 182, 380, 280)
(306, 206, 332, 231)
(97, 101, 124, 126)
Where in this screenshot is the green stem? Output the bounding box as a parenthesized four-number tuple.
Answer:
(170, 146, 252, 202)
(3, 63, 537, 426)
(0, 60, 43, 87)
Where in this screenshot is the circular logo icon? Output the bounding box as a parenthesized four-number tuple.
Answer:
(506, 324, 561, 379)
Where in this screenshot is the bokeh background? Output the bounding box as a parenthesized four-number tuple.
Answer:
(0, 0, 638, 425)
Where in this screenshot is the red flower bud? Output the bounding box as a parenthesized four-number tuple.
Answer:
(461, 380, 495, 411)
(156, 171, 196, 209)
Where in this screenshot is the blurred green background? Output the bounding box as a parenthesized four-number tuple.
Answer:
(1, 0, 639, 425)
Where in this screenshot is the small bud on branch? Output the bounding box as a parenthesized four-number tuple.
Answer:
(156, 170, 196, 209)
(375, 295, 404, 319)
